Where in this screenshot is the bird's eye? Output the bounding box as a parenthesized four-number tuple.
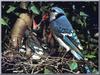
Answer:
(51, 9, 56, 12)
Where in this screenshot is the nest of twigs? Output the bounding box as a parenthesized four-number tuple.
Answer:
(1, 29, 92, 74)
(2, 43, 88, 74)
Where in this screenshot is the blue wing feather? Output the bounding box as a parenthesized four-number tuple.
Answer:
(50, 15, 83, 54)
(50, 16, 82, 48)
(63, 35, 84, 60)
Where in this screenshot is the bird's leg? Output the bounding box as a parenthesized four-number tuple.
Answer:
(53, 34, 71, 59)
(62, 49, 69, 59)
(58, 46, 64, 52)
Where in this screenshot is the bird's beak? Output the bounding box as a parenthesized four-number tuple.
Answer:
(42, 13, 49, 21)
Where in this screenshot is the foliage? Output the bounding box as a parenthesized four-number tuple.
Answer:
(0, 18, 8, 26)
(30, 4, 40, 15)
(6, 5, 16, 14)
(69, 60, 78, 71)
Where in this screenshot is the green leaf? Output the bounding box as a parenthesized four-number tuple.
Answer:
(15, 12, 20, 16)
(91, 50, 97, 55)
(92, 68, 99, 74)
(7, 5, 16, 13)
(44, 68, 52, 74)
(92, 68, 97, 73)
(0, 18, 8, 26)
(72, 16, 75, 22)
(65, 12, 69, 16)
(40, 6, 49, 13)
(85, 54, 96, 59)
(93, 6, 96, 12)
(41, 3, 54, 12)
(3, 17, 9, 23)
(30, 5, 40, 15)
(80, 11, 88, 17)
(69, 61, 78, 71)
(76, 19, 84, 26)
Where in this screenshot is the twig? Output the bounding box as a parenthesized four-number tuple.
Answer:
(62, 68, 76, 74)
(33, 68, 44, 74)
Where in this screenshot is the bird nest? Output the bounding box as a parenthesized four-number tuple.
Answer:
(1, 29, 90, 74)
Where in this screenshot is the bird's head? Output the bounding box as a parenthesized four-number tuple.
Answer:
(50, 7, 65, 21)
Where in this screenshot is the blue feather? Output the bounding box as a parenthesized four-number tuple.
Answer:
(63, 35, 84, 59)
(85, 65, 91, 73)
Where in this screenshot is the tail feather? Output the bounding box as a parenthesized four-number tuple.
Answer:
(71, 50, 83, 60)
(71, 50, 91, 73)
(63, 35, 91, 73)
(85, 65, 91, 73)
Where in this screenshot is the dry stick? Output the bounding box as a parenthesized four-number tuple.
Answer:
(6, 68, 16, 71)
(49, 65, 59, 73)
(31, 67, 34, 74)
(4, 43, 10, 49)
(31, 65, 42, 74)
(31, 60, 51, 73)
(62, 68, 76, 74)
(14, 66, 22, 71)
(44, 59, 70, 73)
(31, 65, 37, 74)
(31, 57, 67, 73)
(61, 49, 69, 63)
(4, 43, 8, 49)
(14, 56, 70, 74)
(46, 57, 75, 73)
(89, 61, 97, 68)
(34, 68, 44, 74)
(22, 65, 28, 74)
(2, 60, 14, 67)
(13, 70, 23, 73)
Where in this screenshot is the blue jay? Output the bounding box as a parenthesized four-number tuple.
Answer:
(49, 7, 91, 73)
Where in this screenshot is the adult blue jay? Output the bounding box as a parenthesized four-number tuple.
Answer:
(49, 7, 91, 73)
